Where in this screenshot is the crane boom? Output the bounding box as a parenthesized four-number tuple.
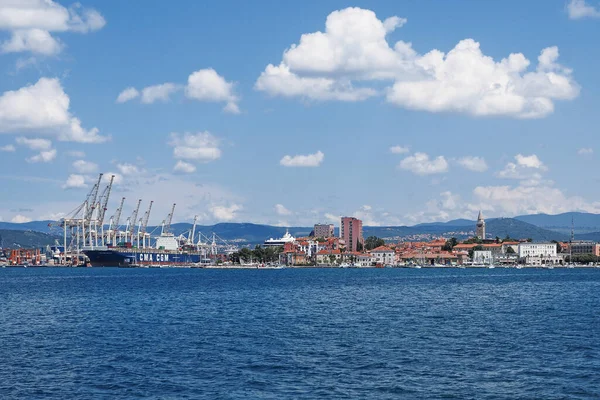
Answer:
(140, 201, 154, 235)
(85, 173, 103, 222)
(190, 215, 198, 244)
(97, 175, 115, 228)
(163, 203, 176, 235)
(112, 197, 126, 229)
(128, 199, 142, 238)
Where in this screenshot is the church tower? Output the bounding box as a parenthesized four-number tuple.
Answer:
(476, 211, 486, 240)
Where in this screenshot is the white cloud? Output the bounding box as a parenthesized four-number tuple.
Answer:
(116, 87, 140, 103)
(0, 0, 105, 56)
(141, 83, 179, 104)
(457, 156, 488, 172)
(256, 7, 579, 118)
(578, 147, 593, 155)
(0, 144, 15, 152)
(567, 0, 600, 19)
(116, 163, 140, 175)
(210, 204, 241, 221)
(173, 160, 196, 174)
(514, 154, 546, 169)
(169, 132, 221, 163)
(26, 148, 56, 163)
(280, 150, 324, 167)
(275, 204, 292, 216)
(67, 150, 85, 158)
(11, 214, 32, 223)
(185, 68, 240, 113)
(324, 213, 340, 224)
(62, 174, 87, 189)
(72, 159, 97, 173)
(15, 136, 52, 150)
(399, 152, 448, 175)
(1, 28, 62, 55)
(390, 145, 409, 154)
(0, 78, 107, 143)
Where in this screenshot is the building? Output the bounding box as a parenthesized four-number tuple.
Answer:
(314, 223, 334, 238)
(316, 249, 341, 266)
(340, 217, 363, 252)
(570, 241, 600, 256)
(518, 243, 557, 258)
(370, 245, 395, 266)
(473, 250, 493, 265)
(476, 211, 486, 239)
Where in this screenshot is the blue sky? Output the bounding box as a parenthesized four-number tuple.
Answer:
(0, 0, 600, 227)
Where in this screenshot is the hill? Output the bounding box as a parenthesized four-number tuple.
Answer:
(485, 218, 567, 241)
(514, 212, 600, 234)
(0, 229, 63, 249)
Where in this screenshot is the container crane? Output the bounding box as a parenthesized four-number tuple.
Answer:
(96, 175, 115, 246)
(162, 203, 176, 236)
(108, 197, 125, 245)
(127, 199, 142, 243)
(139, 201, 153, 248)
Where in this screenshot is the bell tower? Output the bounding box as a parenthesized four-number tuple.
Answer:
(476, 211, 486, 240)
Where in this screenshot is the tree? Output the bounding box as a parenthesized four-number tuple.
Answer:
(551, 240, 562, 253)
(364, 236, 385, 251)
(356, 241, 364, 252)
(468, 245, 484, 259)
(506, 246, 516, 254)
(442, 237, 458, 251)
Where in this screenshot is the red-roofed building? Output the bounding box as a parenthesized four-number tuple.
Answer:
(371, 245, 395, 265)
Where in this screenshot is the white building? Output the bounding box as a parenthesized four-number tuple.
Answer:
(518, 243, 557, 258)
(473, 250, 493, 265)
(371, 246, 395, 266)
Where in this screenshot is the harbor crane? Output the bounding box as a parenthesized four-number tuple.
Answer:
(127, 199, 142, 243)
(162, 203, 176, 236)
(107, 197, 125, 245)
(96, 175, 115, 246)
(138, 200, 153, 248)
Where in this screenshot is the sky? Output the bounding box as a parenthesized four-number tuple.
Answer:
(0, 0, 600, 227)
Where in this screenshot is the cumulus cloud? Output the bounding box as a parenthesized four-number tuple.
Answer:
(567, 0, 600, 19)
(457, 156, 488, 172)
(210, 204, 241, 221)
(72, 159, 97, 173)
(280, 150, 324, 167)
(0, 78, 107, 143)
(399, 152, 448, 175)
(185, 68, 240, 113)
(11, 214, 32, 223)
(0, 144, 15, 152)
(275, 204, 292, 216)
(169, 131, 221, 163)
(578, 147, 593, 155)
(390, 145, 409, 154)
(116, 87, 140, 103)
(256, 7, 579, 118)
(141, 83, 179, 104)
(0, 0, 105, 56)
(116, 163, 140, 175)
(67, 150, 85, 158)
(497, 154, 547, 182)
(15, 137, 52, 150)
(26, 148, 56, 163)
(173, 160, 196, 174)
(62, 174, 87, 189)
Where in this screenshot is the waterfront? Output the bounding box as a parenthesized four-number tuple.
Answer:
(1, 268, 599, 399)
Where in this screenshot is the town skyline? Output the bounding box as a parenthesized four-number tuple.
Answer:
(0, 1, 599, 227)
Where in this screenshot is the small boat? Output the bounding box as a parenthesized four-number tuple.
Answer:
(488, 265, 495, 269)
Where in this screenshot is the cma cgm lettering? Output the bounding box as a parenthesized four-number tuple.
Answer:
(139, 253, 169, 262)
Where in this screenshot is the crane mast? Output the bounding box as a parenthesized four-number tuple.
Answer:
(109, 197, 126, 245)
(128, 199, 142, 241)
(163, 203, 176, 236)
(97, 175, 115, 230)
(84, 173, 103, 222)
(139, 201, 154, 248)
(190, 215, 198, 245)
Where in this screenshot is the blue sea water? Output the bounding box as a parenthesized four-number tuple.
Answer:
(1, 268, 599, 399)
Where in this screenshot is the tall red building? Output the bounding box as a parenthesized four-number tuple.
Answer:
(340, 217, 363, 252)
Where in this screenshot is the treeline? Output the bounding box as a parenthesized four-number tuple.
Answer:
(229, 245, 283, 264)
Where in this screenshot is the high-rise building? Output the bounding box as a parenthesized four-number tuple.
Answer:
(314, 223, 334, 238)
(476, 211, 486, 240)
(340, 217, 363, 252)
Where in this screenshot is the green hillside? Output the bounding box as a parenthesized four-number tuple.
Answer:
(0, 230, 62, 249)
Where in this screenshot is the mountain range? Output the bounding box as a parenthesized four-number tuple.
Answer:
(3, 212, 600, 248)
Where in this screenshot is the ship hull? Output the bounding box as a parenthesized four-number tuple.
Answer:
(83, 249, 204, 267)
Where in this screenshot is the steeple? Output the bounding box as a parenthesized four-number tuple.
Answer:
(476, 210, 486, 240)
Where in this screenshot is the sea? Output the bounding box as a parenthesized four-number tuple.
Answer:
(1, 267, 599, 399)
